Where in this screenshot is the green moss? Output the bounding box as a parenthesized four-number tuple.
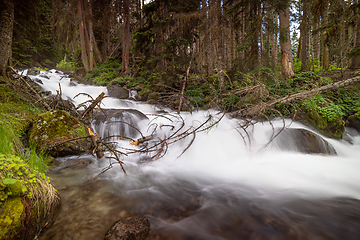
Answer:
(139, 88, 151, 101)
(0, 197, 23, 240)
(29, 109, 88, 153)
(305, 110, 345, 139)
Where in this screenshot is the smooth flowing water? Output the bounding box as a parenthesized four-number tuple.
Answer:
(26, 70, 360, 240)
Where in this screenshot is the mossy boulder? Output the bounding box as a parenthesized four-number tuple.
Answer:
(138, 88, 151, 101)
(29, 109, 90, 157)
(147, 92, 160, 103)
(304, 110, 345, 139)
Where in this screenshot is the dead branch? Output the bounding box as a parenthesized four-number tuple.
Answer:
(81, 92, 108, 119)
(178, 60, 192, 114)
(9, 66, 51, 111)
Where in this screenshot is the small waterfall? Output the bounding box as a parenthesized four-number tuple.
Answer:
(91, 109, 148, 140)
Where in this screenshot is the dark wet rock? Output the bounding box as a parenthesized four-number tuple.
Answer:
(107, 84, 129, 99)
(34, 78, 43, 84)
(272, 128, 337, 155)
(346, 115, 360, 133)
(55, 70, 64, 74)
(104, 217, 150, 240)
(52, 158, 93, 170)
(39, 74, 50, 79)
(27, 68, 40, 76)
(70, 79, 78, 87)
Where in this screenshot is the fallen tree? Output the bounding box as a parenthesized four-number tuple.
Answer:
(229, 75, 360, 118)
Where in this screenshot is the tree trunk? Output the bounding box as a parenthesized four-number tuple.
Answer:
(122, 0, 130, 73)
(217, 0, 225, 94)
(321, 5, 329, 70)
(0, 0, 14, 76)
(300, 0, 310, 72)
(313, 16, 320, 60)
(78, 0, 89, 71)
(279, 5, 294, 78)
(270, 9, 278, 68)
(351, 0, 360, 69)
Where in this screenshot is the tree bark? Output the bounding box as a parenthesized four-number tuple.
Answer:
(0, 0, 14, 76)
(122, 0, 130, 73)
(279, 5, 294, 78)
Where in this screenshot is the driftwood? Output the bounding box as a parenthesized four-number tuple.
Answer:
(81, 91, 108, 119)
(9, 66, 52, 111)
(230, 75, 360, 118)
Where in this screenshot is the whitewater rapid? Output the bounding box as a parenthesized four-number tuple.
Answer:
(27, 69, 360, 200)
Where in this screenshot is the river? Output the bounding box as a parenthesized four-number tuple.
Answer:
(26, 69, 360, 240)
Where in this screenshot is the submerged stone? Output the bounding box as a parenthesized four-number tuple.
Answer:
(104, 217, 150, 240)
(272, 128, 337, 155)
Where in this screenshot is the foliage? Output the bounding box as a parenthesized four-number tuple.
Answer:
(12, 0, 59, 67)
(56, 60, 76, 72)
(0, 154, 50, 201)
(85, 57, 122, 85)
(302, 94, 345, 121)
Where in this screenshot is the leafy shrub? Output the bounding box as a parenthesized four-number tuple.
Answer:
(85, 57, 122, 85)
(302, 94, 345, 121)
(56, 60, 75, 72)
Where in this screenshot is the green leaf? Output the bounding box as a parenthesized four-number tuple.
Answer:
(3, 178, 17, 185)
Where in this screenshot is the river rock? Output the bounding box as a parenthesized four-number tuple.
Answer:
(104, 217, 150, 240)
(27, 68, 40, 76)
(39, 74, 50, 79)
(107, 84, 129, 99)
(34, 78, 43, 85)
(272, 128, 337, 155)
(29, 109, 91, 157)
(346, 115, 360, 133)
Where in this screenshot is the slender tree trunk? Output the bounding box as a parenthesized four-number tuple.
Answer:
(313, 17, 320, 60)
(217, 0, 225, 94)
(0, 0, 14, 76)
(87, 0, 102, 65)
(351, 0, 360, 69)
(301, 0, 310, 72)
(340, 4, 346, 70)
(279, 5, 294, 78)
(270, 10, 278, 69)
(321, 6, 329, 70)
(122, 0, 130, 73)
(77, 0, 89, 71)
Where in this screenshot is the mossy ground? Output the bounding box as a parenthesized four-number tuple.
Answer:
(0, 77, 60, 240)
(0, 197, 23, 240)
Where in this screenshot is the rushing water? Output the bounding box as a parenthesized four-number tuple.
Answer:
(25, 69, 360, 239)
